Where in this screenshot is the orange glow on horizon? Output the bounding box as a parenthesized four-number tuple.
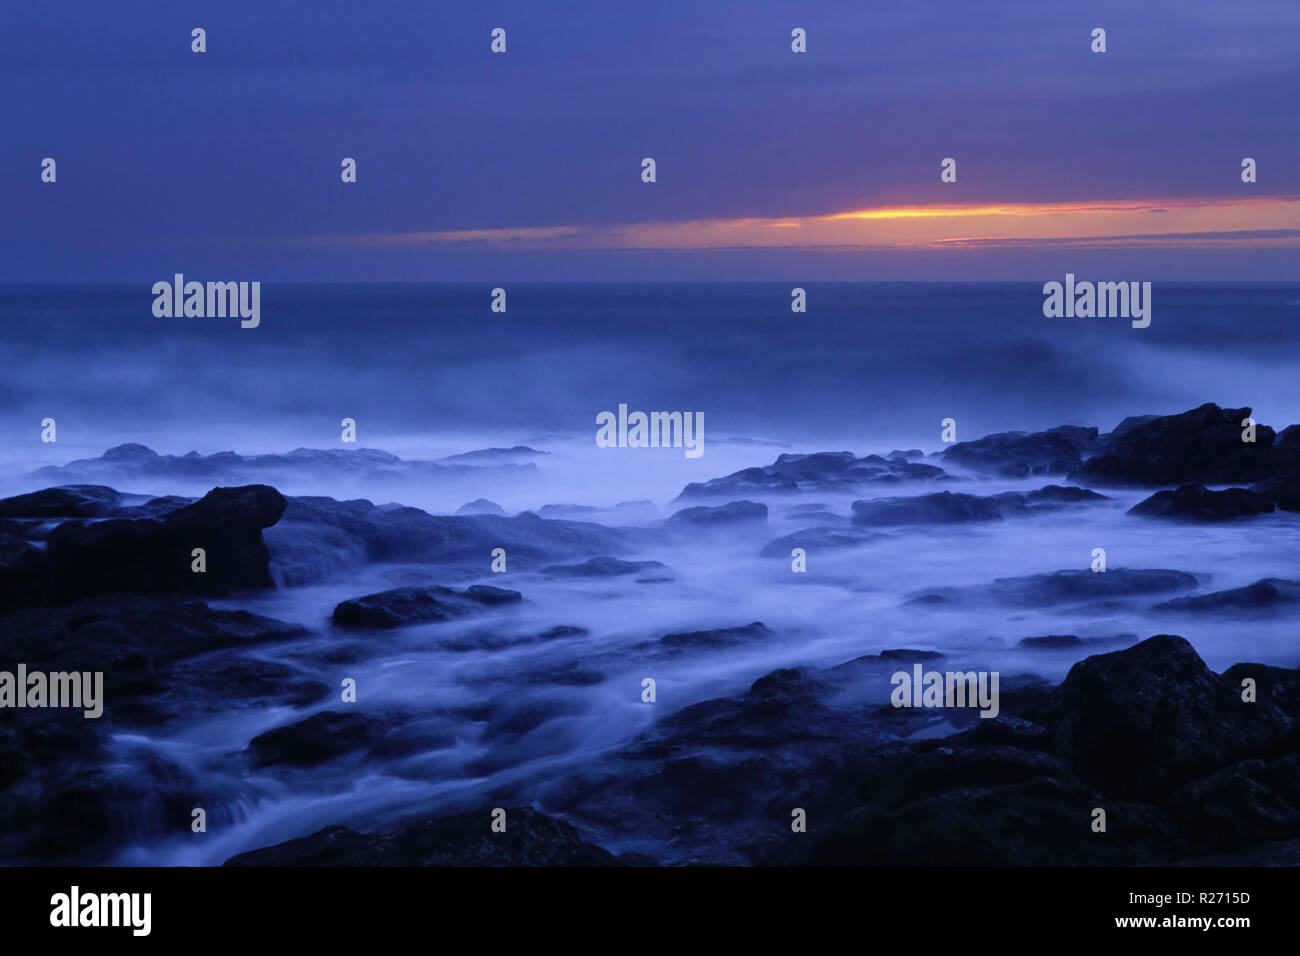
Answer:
(333, 194, 1300, 252)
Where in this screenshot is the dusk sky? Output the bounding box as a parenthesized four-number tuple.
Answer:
(2, 0, 1297, 280)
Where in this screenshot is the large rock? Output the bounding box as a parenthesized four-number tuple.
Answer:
(1025, 635, 1296, 802)
(1128, 483, 1275, 520)
(940, 426, 1100, 478)
(757, 638, 1300, 866)
(1072, 403, 1276, 487)
(41, 484, 286, 601)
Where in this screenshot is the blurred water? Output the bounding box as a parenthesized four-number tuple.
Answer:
(2, 282, 1298, 864)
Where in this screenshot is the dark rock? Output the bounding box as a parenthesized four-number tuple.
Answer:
(0, 597, 310, 862)
(1018, 635, 1083, 649)
(1025, 635, 1296, 802)
(1073, 403, 1276, 487)
(1164, 754, 1300, 855)
(851, 485, 1104, 528)
(0, 534, 47, 606)
(765, 776, 1185, 866)
(676, 451, 946, 500)
(852, 491, 1002, 526)
(659, 621, 773, 650)
(541, 556, 667, 578)
(667, 500, 767, 525)
(332, 584, 522, 629)
(40, 484, 286, 602)
(223, 807, 620, 866)
(987, 484, 1109, 514)
(438, 446, 547, 464)
(759, 526, 886, 557)
(1128, 483, 1274, 520)
(941, 425, 1100, 478)
(115, 495, 194, 519)
(1252, 473, 1300, 512)
(33, 444, 538, 489)
(266, 495, 630, 586)
(0, 597, 309, 699)
(1156, 578, 1300, 613)
(1112, 415, 1160, 435)
(439, 624, 588, 653)
(908, 568, 1198, 608)
(0, 485, 123, 518)
(247, 711, 392, 768)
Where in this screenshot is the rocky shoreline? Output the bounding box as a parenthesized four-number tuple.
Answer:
(1, 402, 1298, 865)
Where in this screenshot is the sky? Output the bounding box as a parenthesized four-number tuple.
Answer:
(1, 0, 1297, 280)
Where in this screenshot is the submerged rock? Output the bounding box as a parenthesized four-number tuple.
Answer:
(852, 491, 1001, 526)
(332, 584, 522, 629)
(247, 711, 394, 768)
(1155, 578, 1300, 613)
(759, 526, 886, 557)
(666, 500, 767, 525)
(658, 621, 774, 650)
(907, 568, 1198, 609)
(541, 556, 667, 578)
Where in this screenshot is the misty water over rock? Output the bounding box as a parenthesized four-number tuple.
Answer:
(2, 393, 1299, 866)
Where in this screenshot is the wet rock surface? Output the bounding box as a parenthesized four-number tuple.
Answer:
(1128, 483, 1275, 520)
(332, 584, 522, 628)
(676, 451, 947, 500)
